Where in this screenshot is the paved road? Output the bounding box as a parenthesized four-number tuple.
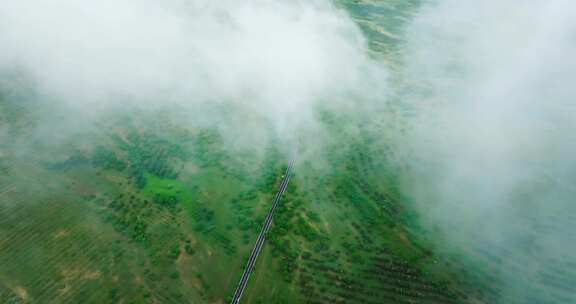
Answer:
(230, 159, 295, 304)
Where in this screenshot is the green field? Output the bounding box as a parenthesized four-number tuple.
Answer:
(0, 101, 487, 304)
(0, 1, 486, 303)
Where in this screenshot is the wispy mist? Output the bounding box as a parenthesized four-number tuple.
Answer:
(0, 0, 386, 139)
(401, 0, 576, 302)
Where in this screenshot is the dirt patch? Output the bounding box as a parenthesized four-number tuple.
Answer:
(397, 231, 413, 247)
(61, 267, 81, 280)
(53, 229, 70, 239)
(84, 271, 101, 280)
(58, 284, 71, 295)
(13, 286, 29, 301)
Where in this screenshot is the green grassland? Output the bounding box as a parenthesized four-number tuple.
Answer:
(0, 108, 287, 303)
(0, 99, 495, 303)
(0, 1, 505, 304)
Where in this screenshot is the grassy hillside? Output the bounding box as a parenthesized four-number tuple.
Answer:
(0, 101, 494, 304)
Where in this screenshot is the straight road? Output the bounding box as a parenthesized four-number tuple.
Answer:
(230, 159, 295, 304)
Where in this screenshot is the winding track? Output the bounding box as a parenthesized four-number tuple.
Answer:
(230, 159, 295, 304)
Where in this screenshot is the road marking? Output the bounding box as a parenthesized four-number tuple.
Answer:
(230, 159, 295, 304)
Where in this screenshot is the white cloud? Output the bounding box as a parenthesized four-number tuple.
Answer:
(0, 0, 385, 135)
(401, 1, 576, 302)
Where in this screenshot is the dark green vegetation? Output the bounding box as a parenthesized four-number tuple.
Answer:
(0, 97, 492, 303)
(0, 102, 287, 303)
(0, 1, 515, 304)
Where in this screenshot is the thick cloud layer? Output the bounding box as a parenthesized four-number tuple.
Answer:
(0, 0, 385, 135)
(402, 0, 576, 302)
